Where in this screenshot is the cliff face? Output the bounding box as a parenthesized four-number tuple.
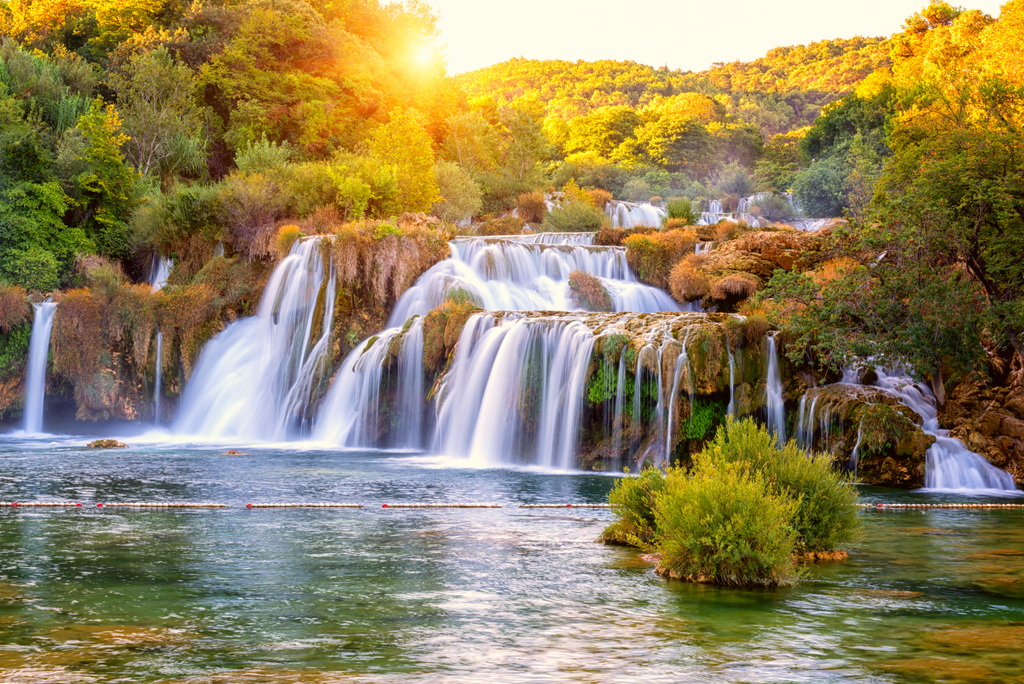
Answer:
(941, 379, 1024, 488)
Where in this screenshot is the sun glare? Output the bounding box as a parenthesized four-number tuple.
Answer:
(415, 45, 434, 65)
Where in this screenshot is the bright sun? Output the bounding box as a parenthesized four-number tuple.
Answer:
(414, 45, 434, 65)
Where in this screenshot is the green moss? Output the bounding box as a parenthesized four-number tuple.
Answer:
(684, 400, 725, 441)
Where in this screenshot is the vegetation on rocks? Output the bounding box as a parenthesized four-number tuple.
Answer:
(603, 419, 860, 587)
(568, 270, 612, 312)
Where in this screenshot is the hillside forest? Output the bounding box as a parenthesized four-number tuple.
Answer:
(0, 0, 1021, 471)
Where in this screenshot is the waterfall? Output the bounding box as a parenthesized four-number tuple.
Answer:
(665, 332, 693, 464)
(606, 201, 666, 229)
(313, 318, 425, 449)
(872, 370, 1015, 491)
(431, 313, 595, 469)
(765, 334, 786, 447)
(149, 256, 172, 425)
(175, 238, 336, 441)
(726, 335, 735, 419)
(153, 331, 164, 425)
(23, 302, 57, 434)
(388, 236, 681, 325)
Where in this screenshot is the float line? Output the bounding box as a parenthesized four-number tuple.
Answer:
(380, 503, 500, 508)
(246, 503, 363, 508)
(859, 503, 1024, 509)
(519, 504, 611, 508)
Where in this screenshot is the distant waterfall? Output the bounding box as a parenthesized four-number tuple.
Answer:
(872, 370, 1015, 491)
(149, 256, 172, 425)
(389, 236, 681, 325)
(606, 201, 666, 229)
(23, 302, 57, 434)
(175, 238, 335, 441)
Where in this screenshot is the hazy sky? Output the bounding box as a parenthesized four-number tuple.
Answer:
(427, 0, 1008, 75)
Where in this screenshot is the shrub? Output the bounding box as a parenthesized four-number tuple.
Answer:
(587, 188, 612, 209)
(664, 197, 697, 224)
(751, 193, 798, 222)
(4, 247, 59, 292)
(600, 466, 666, 547)
(668, 259, 710, 303)
(516, 190, 548, 223)
(433, 161, 483, 224)
(655, 460, 800, 586)
(478, 172, 529, 215)
(217, 171, 286, 261)
(741, 314, 771, 345)
(710, 273, 760, 303)
(595, 226, 624, 246)
(276, 224, 305, 256)
(543, 201, 606, 232)
(700, 419, 861, 554)
(623, 229, 696, 288)
(0, 282, 31, 333)
(568, 270, 613, 312)
(477, 216, 526, 236)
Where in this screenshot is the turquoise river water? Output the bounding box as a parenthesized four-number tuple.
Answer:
(1, 434, 1023, 683)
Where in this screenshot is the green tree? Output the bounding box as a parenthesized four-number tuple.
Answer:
(107, 46, 207, 179)
(58, 99, 141, 260)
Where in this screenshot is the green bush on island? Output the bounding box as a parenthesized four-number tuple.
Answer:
(603, 418, 861, 587)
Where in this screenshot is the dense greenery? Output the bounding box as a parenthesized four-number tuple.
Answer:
(758, 0, 1024, 392)
(603, 419, 861, 587)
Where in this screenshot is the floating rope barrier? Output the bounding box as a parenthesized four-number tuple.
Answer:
(519, 504, 611, 508)
(3, 502, 227, 508)
(246, 503, 363, 508)
(3, 502, 82, 507)
(381, 503, 501, 508)
(859, 503, 1024, 509)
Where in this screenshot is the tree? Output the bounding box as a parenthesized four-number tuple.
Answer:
(624, 113, 715, 176)
(368, 107, 438, 213)
(58, 99, 141, 260)
(107, 46, 207, 179)
(0, 181, 92, 291)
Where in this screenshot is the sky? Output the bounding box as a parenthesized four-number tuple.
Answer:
(426, 0, 1008, 75)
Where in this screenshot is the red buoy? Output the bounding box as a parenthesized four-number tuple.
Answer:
(382, 504, 388, 508)
(97, 503, 103, 507)
(246, 503, 252, 508)
(11, 502, 17, 507)
(76, 503, 82, 507)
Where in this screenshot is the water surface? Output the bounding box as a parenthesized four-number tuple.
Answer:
(1, 436, 1022, 683)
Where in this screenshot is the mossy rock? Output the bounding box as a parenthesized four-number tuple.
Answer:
(87, 439, 127, 449)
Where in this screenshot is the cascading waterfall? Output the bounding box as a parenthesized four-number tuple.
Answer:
(431, 313, 595, 469)
(313, 318, 425, 449)
(606, 201, 666, 229)
(872, 370, 1015, 491)
(23, 302, 57, 434)
(389, 236, 683, 325)
(149, 256, 172, 425)
(175, 238, 336, 441)
(765, 334, 786, 447)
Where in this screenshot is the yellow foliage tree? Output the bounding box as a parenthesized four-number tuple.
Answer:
(369, 107, 438, 214)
